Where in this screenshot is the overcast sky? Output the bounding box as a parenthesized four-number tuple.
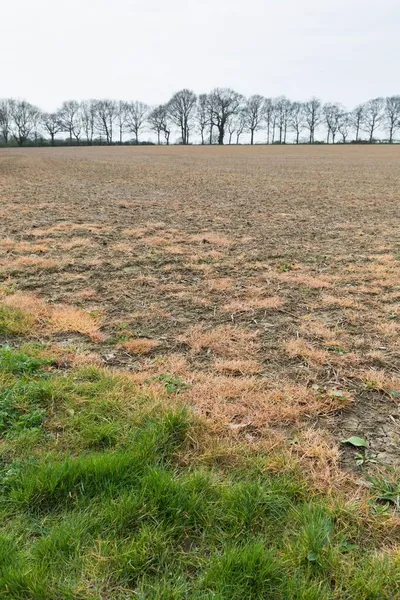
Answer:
(1, 0, 399, 112)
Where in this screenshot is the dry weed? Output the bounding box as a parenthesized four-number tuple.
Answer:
(118, 339, 160, 355)
(214, 358, 262, 376)
(178, 324, 260, 359)
(223, 295, 285, 312)
(285, 337, 330, 365)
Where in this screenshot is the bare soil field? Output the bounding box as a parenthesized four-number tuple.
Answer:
(1, 144, 400, 471)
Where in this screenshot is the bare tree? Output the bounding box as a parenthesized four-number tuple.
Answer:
(227, 115, 236, 144)
(323, 103, 342, 143)
(274, 96, 292, 143)
(167, 89, 196, 144)
(196, 94, 209, 145)
(227, 112, 246, 144)
(235, 112, 246, 144)
(81, 100, 96, 145)
(0, 99, 11, 143)
(94, 100, 116, 144)
(338, 112, 351, 143)
(362, 97, 384, 143)
(59, 100, 82, 143)
(303, 98, 321, 143)
(160, 106, 171, 145)
(243, 95, 265, 144)
(42, 112, 62, 146)
(208, 88, 243, 145)
(350, 105, 364, 142)
(271, 100, 278, 143)
(126, 101, 148, 144)
(32, 110, 43, 142)
(289, 102, 304, 144)
(148, 105, 170, 145)
(9, 100, 41, 146)
(275, 97, 284, 143)
(263, 98, 274, 144)
(385, 96, 400, 143)
(148, 106, 163, 145)
(206, 95, 214, 144)
(116, 101, 128, 144)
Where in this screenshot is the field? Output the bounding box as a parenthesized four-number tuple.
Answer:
(1, 145, 400, 598)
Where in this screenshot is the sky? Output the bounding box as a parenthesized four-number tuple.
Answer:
(1, 0, 399, 114)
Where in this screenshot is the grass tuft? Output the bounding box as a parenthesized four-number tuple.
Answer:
(0, 306, 34, 336)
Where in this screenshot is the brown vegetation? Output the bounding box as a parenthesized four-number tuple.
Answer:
(1, 144, 400, 468)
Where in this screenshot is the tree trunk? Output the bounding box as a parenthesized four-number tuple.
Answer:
(50, 133, 55, 146)
(229, 132, 232, 144)
(296, 131, 299, 144)
(250, 129, 254, 145)
(218, 127, 224, 145)
(209, 124, 213, 145)
(267, 122, 270, 144)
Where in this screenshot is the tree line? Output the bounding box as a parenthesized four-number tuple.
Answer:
(0, 90, 399, 147)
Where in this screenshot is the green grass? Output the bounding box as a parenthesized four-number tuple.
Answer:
(0, 306, 34, 336)
(0, 345, 52, 375)
(0, 346, 399, 599)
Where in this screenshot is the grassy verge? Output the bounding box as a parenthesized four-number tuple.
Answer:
(0, 338, 399, 598)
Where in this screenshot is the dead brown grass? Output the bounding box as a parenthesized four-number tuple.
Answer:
(320, 294, 359, 309)
(214, 358, 262, 376)
(3, 257, 59, 273)
(72, 288, 99, 302)
(50, 307, 104, 342)
(223, 295, 285, 312)
(0, 240, 50, 254)
(357, 368, 400, 394)
(1, 291, 103, 341)
(186, 377, 350, 426)
(118, 339, 160, 355)
(276, 272, 333, 289)
(285, 337, 330, 365)
(204, 278, 235, 292)
(190, 232, 232, 246)
(57, 238, 97, 250)
(178, 324, 260, 359)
